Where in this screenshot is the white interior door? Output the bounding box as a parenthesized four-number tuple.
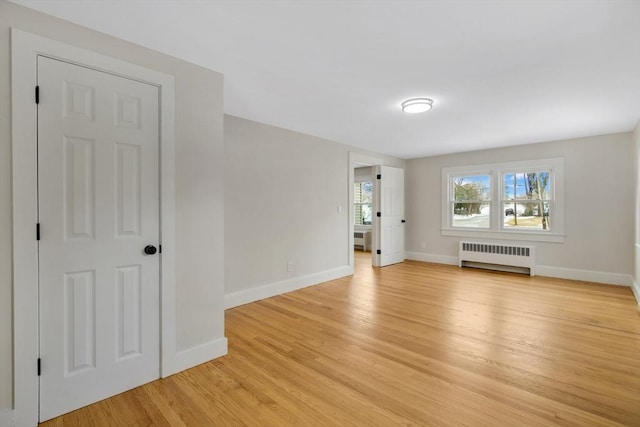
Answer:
(374, 165, 405, 267)
(37, 56, 160, 421)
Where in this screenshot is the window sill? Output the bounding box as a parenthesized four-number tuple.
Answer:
(355, 225, 372, 230)
(441, 228, 565, 243)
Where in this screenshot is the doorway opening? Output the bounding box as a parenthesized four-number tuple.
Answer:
(348, 153, 406, 272)
(354, 166, 373, 258)
(349, 152, 382, 272)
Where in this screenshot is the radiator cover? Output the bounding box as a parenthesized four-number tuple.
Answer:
(459, 241, 535, 275)
(354, 231, 371, 251)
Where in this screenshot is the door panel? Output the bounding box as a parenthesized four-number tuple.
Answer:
(374, 165, 405, 267)
(38, 56, 160, 422)
(64, 136, 95, 239)
(115, 143, 142, 236)
(116, 264, 142, 359)
(64, 270, 96, 375)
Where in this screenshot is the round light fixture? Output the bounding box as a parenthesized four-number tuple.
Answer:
(401, 98, 433, 113)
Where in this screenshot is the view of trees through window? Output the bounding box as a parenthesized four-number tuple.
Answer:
(354, 182, 373, 225)
(503, 171, 550, 230)
(452, 175, 490, 228)
(444, 160, 559, 236)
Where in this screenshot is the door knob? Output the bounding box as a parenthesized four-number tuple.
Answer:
(144, 245, 157, 255)
(401, 219, 406, 223)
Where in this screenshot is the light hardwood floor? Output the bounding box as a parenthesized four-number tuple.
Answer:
(41, 251, 640, 426)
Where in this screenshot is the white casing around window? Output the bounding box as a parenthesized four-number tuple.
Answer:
(441, 158, 565, 243)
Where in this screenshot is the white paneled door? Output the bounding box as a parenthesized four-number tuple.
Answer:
(374, 165, 405, 267)
(37, 56, 160, 422)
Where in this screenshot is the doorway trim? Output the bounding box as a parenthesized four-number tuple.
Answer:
(11, 29, 176, 426)
(348, 152, 384, 272)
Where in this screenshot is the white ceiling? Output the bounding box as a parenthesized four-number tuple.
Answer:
(11, 0, 640, 159)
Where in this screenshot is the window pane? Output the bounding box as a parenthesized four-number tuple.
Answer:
(503, 201, 550, 230)
(536, 172, 550, 199)
(452, 202, 490, 228)
(354, 183, 362, 204)
(361, 182, 373, 204)
(354, 204, 371, 226)
(453, 175, 490, 201)
(504, 171, 550, 200)
(362, 203, 372, 225)
(354, 182, 373, 226)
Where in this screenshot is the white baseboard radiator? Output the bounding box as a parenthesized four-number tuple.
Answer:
(459, 241, 536, 275)
(354, 231, 371, 251)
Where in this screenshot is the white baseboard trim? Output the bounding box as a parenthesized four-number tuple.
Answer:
(0, 408, 14, 427)
(631, 279, 640, 307)
(162, 337, 228, 378)
(405, 252, 633, 287)
(634, 244, 640, 307)
(405, 252, 458, 266)
(224, 265, 352, 309)
(536, 265, 632, 286)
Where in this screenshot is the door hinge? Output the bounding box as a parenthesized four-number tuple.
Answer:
(376, 212, 381, 217)
(36, 223, 40, 241)
(35, 86, 40, 104)
(37, 358, 41, 376)
(376, 174, 381, 180)
(376, 249, 381, 255)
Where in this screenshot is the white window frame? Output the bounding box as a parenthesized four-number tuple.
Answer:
(449, 170, 492, 229)
(441, 158, 565, 243)
(354, 179, 373, 228)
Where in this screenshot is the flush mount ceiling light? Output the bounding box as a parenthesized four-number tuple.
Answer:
(401, 98, 433, 113)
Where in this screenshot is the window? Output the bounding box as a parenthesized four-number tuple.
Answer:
(354, 181, 373, 225)
(502, 171, 551, 231)
(442, 158, 564, 242)
(451, 174, 491, 228)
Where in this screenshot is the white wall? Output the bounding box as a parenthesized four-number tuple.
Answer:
(224, 115, 403, 307)
(406, 132, 635, 284)
(354, 166, 373, 182)
(0, 0, 226, 416)
(633, 122, 640, 303)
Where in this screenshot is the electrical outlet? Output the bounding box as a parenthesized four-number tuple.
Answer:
(420, 241, 427, 249)
(287, 261, 294, 272)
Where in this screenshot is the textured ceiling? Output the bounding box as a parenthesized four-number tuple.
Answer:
(11, 0, 640, 158)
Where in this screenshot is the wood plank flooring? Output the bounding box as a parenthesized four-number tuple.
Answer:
(41, 252, 640, 426)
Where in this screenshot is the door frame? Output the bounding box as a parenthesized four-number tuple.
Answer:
(11, 29, 176, 426)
